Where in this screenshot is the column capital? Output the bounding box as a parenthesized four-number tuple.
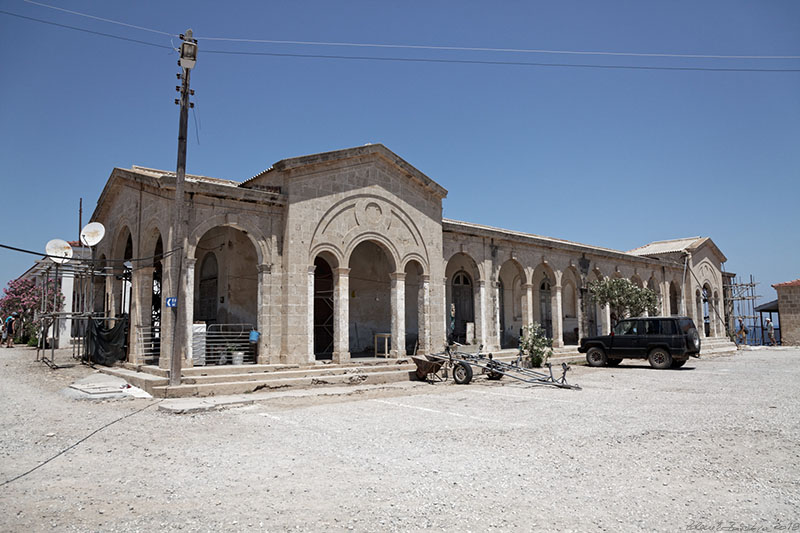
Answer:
(307, 264, 316, 275)
(258, 263, 272, 274)
(390, 272, 406, 282)
(334, 267, 351, 277)
(421, 274, 431, 283)
(522, 283, 534, 290)
(185, 257, 197, 268)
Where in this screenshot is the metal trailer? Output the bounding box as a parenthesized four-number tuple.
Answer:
(412, 344, 581, 390)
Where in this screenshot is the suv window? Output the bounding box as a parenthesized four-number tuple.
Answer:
(615, 320, 638, 335)
(643, 320, 658, 335)
(659, 319, 677, 335)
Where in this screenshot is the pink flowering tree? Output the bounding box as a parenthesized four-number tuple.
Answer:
(0, 277, 64, 341)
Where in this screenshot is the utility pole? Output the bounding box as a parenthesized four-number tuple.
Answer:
(169, 29, 197, 386)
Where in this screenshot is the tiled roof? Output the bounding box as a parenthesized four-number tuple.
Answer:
(627, 237, 701, 256)
(773, 279, 800, 288)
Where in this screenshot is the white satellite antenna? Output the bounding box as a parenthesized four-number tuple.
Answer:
(80, 222, 105, 247)
(45, 239, 73, 264)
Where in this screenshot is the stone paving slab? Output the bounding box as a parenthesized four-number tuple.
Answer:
(157, 381, 427, 414)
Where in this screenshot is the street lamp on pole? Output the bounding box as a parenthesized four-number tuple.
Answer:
(169, 29, 197, 387)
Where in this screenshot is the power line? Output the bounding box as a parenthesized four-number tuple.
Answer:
(0, 10, 173, 50)
(18, 0, 800, 61)
(199, 36, 800, 61)
(202, 49, 800, 73)
(2, 10, 799, 73)
(23, 0, 177, 37)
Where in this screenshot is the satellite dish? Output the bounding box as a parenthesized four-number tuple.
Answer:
(80, 222, 105, 247)
(45, 239, 73, 264)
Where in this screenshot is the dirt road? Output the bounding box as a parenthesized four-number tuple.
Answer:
(1, 346, 798, 532)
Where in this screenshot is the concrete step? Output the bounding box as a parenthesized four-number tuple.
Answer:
(181, 363, 416, 385)
(151, 368, 417, 398)
(99, 367, 169, 393)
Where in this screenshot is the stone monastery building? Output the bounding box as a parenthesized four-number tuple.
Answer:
(91, 144, 729, 368)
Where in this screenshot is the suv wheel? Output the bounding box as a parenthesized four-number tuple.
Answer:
(586, 347, 607, 367)
(687, 328, 701, 353)
(648, 348, 672, 370)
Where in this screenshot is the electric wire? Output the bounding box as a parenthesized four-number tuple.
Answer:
(0, 242, 181, 265)
(22, 0, 800, 60)
(2, 9, 798, 73)
(0, 10, 173, 50)
(0, 399, 163, 487)
(198, 36, 800, 61)
(201, 49, 800, 73)
(23, 0, 177, 37)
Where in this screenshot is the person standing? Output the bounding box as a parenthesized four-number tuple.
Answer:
(736, 318, 748, 348)
(4, 312, 18, 348)
(766, 318, 777, 346)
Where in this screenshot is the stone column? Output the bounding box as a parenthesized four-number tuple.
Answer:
(307, 265, 316, 363)
(127, 265, 147, 364)
(390, 272, 406, 357)
(418, 275, 430, 355)
(661, 281, 670, 316)
(602, 305, 612, 335)
(256, 263, 271, 364)
(477, 280, 487, 348)
(552, 280, 564, 348)
(522, 283, 534, 328)
(182, 258, 196, 367)
(443, 277, 450, 342)
(494, 281, 502, 350)
(332, 267, 350, 363)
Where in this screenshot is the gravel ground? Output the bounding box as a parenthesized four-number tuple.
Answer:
(1, 346, 798, 532)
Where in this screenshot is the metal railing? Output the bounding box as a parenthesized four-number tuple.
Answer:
(136, 325, 160, 365)
(192, 323, 256, 366)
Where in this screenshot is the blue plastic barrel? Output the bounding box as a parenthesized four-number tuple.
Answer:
(249, 330, 260, 343)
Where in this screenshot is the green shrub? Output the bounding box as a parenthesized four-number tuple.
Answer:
(519, 323, 553, 368)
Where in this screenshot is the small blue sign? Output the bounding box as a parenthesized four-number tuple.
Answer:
(165, 297, 178, 308)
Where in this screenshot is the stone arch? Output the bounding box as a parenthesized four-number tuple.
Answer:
(497, 259, 526, 349)
(631, 274, 644, 288)
(348, 240, 394, 355)
(312, 254, 335, 359)
(187, 214, 269, 265)
(109, 225, 133, 317)
(702, 281, 714, 337)
(646, 275, 661, 316)
(192, 224, 259, 363)
(532, 262, 557, 339)
(586, 268, 605, 335)
(561, 266, 581, 345)
(344, 233, 399, 274)
(311, 194, 430, 274)
(669, 280, 682, 316)
(404, 259, 426, 354)
(445, 252, 481, 344)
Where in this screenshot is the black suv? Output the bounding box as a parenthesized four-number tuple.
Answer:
(578, 316, 701, 369)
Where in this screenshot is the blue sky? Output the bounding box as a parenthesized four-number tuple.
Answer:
(1, 1, 798, 305)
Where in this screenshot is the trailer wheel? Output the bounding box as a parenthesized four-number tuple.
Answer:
(586, 347, 607, 367)
(486, 371, 503, 380)
(453, 362, 473, 384)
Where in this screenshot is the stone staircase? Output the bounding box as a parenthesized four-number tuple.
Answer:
(100, 337, 738, 398)
(100, 359, 417, 398)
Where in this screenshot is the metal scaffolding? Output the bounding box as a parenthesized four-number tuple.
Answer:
(723, 274, 761, 346)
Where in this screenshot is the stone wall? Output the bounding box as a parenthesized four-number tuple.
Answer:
(776, 285, 800, 346)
